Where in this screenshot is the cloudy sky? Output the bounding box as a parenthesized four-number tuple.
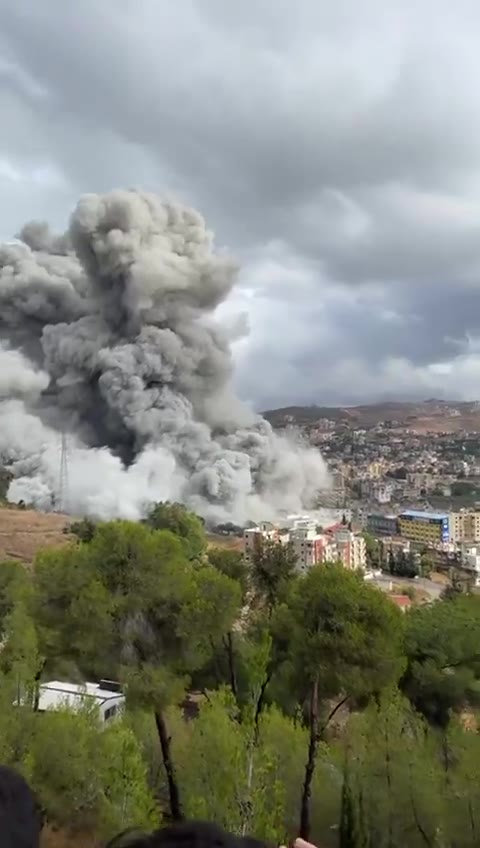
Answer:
(2, 0, 480, 409)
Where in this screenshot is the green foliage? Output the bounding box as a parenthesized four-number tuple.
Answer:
(362, 533, 380, 570)
(146, 502, 206, 559)
(68, 517, 96, 542)
(8, 504, 480, 846)
(250, 538, 297, 611)
(278, 564, 405, 698)
(402, 594, 480, 725)
(0, 560, 30, 629)
(26, 709, 157, 838)
(208, 547, 249, 598)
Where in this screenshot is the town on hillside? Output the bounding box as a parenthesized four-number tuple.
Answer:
(251, 399, 480, 602)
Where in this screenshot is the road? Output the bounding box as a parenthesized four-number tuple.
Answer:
(371, 574, 445, 601)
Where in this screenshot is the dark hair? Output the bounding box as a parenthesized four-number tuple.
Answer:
(0, 765, 42, 848)
(106, 821, 270, 848)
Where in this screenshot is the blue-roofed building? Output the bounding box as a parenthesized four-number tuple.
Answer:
(399, 510, 449, 546)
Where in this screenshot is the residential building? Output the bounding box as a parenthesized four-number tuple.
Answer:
(398, 510, 449, 546)
(289, 519, 324, 574)
(333, 528, 366, 570)
(367, 513, 399, 537)
(243, 524, 278, 556)
(243, 517, 366, 575)
(460, 545, 480, 587)
(37, 680, 124, 725)
(373, 483, 393, 504)
(449, 510, 480, 543)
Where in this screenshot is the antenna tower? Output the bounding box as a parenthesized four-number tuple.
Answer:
(58, 430, 69, 514)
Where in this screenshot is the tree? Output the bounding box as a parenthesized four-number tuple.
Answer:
(402, 594, 480, 726)
(339, 759, 370, 848)
(26, 708, 157, 838)
(208, 547, 249, 599)
(346, 692, 445, 848)
(250, 539, 297, 613)
(69, 517, 97, 542)
(362, 534, 380, 570)
(32, 520, 242, 821)
(0, 599, 41, 707)
(0, 560, 30, 631)
(146, 502, 206, 560)
(275, 565, 405, 839)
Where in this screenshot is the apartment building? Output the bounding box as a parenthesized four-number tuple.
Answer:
(460, 545, 480, 587)
(243, 523, 279, 557)
(243, 517, 366, 575)
(398, 510, 449, 546)
(289, 519, 324, 574)
(449, 510, 480, 543)
(367, 513, 399, 538)
(333, 528, 366, 570)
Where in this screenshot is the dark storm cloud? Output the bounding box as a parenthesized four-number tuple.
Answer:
(1, 0, 480, 404)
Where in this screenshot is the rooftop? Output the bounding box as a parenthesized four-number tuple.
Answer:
(390, 595, 413, 608)
(38, 681, 124, 712)
(400, 510, 448, 521)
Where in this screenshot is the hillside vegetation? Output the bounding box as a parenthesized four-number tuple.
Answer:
(0, 503, 479, 846)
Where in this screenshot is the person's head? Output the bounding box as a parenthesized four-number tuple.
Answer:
(0, 765, 42, 848)
(106, 821, 270, 848)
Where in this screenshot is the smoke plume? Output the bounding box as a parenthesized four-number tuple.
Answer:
(0, 190, 328, 523)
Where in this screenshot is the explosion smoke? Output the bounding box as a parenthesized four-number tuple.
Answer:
(0, 191, 329, 523)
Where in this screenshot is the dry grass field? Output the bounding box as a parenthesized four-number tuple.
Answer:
(0, 506, 74, 564)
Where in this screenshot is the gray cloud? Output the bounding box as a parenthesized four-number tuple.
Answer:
(1, 0, 480, 407)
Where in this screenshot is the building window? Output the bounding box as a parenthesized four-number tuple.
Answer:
(104, 706, 117, 721)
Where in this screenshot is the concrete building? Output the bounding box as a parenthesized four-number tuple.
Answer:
(333, 528, 366, 570)
(450, 510, 480, 543)
(37, 680, 124, 725)
(398, 510, 449, 546)
(367, 513, 399, 538)
(373, 483, 393, 504)
(243, 516, 367, 575)
(460, 545, 480, 587)
(243, 524, 278, 557)
(289, 519, 324, 574)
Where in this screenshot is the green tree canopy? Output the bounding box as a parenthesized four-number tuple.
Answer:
(146, 502, 206, 560)
(402, 593, 480, 725)
(32, 519, 242, 821)
(275, 565, 405, 839)
(250, 538, 297, 613)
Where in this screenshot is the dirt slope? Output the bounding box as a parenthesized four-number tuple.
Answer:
(0, 507, 74, 564)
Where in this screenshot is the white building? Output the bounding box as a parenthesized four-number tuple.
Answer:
(243, 516, 366, 575)
(450, 511, 480, 544)
(243, 524, 278, 557)
(289, 519, 324, 574)
(333, 528, 367, 570)
(461, 546, 480, 587)
(37, 680, 125, 725)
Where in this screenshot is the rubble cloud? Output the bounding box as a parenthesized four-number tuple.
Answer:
(0, 190, 328, 523)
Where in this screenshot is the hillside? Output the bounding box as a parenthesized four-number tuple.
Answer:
(263, 399, 480, 433)
(0, 506, 74, 564)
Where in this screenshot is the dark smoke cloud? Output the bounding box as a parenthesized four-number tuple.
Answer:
(0, 190, 328, 522)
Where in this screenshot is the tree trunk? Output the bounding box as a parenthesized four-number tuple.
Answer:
(154, 708, 183, 821)
(300, 677, 319, 839)
(225, 631, 238, 700)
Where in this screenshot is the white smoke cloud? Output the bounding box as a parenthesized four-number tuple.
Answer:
(0, 190, 329, 523)
(0, 343, 49, 399)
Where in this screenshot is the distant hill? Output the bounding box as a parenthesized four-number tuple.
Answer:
(263, 399, 480, 433)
